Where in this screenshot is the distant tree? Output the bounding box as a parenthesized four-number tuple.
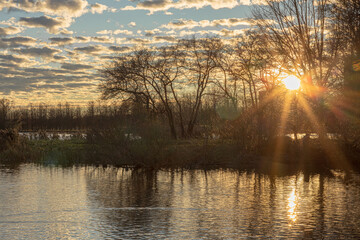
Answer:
(332, 0, 360, 131)
(332, 0, 360, 58)
(0, 98, 11, 129)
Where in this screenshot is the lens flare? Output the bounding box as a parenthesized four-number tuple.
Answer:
(282, 75, 301, 90)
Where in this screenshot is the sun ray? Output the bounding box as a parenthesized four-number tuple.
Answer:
(271, 91, 293, 174)
(297, 95, 350, 169)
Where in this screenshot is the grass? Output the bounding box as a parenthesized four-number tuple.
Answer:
(1, 128, 360, 173)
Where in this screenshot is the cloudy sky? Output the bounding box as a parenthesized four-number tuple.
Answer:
(0, 0, 264, 105)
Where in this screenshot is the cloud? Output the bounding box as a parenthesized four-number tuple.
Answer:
(65, 82, 95, 88)
(153, 36, 176, 43)
(127, 38, 151, 45)
(128, 22, 136, 27)
(1, 0, 88, 18)
(13, 46, 61, 59)
(108, 46, 130, 53)
(91, 36, 114, 43)
(144, 29, 161, 36)
(122, 0, 241, 14)
(61, 63, 93, 71)
(75, 36, 90, 42)
(90, 3, 108, 14)
(59, 29, 74, 35)
(97, 29, 134, 35)
(0, 36, 37, 48)
(161, 18, 253, 29)
(74, 45, 106, 55)
(0, 26, 22, 36)
(0, 54, 27, 64)
(49, 37, 74, 45)
(53, 55, 67, 61)
(19, 15, 72, 34)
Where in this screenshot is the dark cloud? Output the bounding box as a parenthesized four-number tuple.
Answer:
(49, 37, 74, 45)
(1, 0, 88, 18)
(74, 45, 104, 54)
(2, 36, 36, 44)
(61, 63, 93, 71)
(139, 0, 170, 8)
(91, 36, 113, 43)
(75, 36, 88, 41)
(154, 36, 176, 42)
(53, 55, 67, 60)
(0, 36, 36, 48)
(23, 67, 67, 75)
(108, 46, 130, 52)
(13, 47, 61, 58)
(0, 54, 26, 63)
(19, 15, 70, 33)
(40, 0, 88, 17)
(65, 82, 95, 88)
(0, 62, 18, 68)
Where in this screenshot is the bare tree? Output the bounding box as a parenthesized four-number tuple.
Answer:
(178, 37, 221, 136)
(253, 0, 343, 138)
(101, 47, 179, 138)
(101, 37, 222, 138)
(253, 0, 341, 91)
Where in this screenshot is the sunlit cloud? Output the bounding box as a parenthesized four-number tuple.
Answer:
(122, 0, 241, 14)
(161, 18, 253, 30)
(128, 22, 137, 27)
(97, 29, 134, 35)
(90, 3, 108, 14)
(0, 26, 22, 36)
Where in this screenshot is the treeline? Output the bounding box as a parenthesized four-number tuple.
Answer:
(0, 98, 219, 132)
(0, 100, 132, 131)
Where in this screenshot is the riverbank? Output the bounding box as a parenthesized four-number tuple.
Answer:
(1, 132, 360, 174)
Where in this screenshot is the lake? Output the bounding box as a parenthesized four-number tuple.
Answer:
(1, 164, 360, 239)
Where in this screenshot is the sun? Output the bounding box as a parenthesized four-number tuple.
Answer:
(282, 75, 301, 90)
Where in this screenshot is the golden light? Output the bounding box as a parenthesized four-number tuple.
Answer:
(288, 188, 297, 223)
(282, 75, 301, 90)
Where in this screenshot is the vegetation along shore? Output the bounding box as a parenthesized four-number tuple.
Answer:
(1, 0, 360, 174)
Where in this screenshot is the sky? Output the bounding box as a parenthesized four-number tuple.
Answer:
(0, 0, 265, 106)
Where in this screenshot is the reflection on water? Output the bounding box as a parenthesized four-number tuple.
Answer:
(1, 164, 360, 239)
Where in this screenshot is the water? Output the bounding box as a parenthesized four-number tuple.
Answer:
(1, 164, 360, 239)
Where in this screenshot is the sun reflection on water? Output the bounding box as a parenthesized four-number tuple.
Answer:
(288, 188, 298, 224)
